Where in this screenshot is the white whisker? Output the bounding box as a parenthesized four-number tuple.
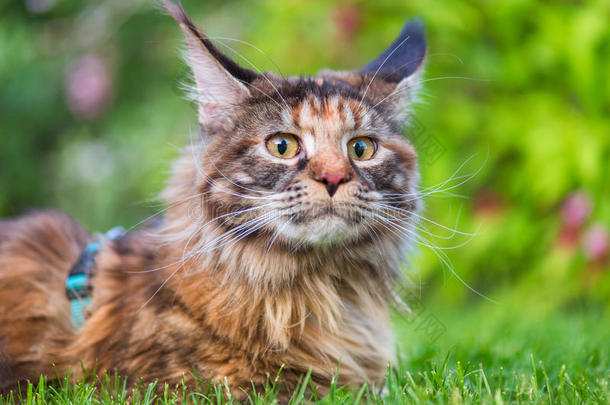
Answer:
(357, 35, 412, 111)
(266, 215, 292, 253)
(419, 76, 491, 84)
(128, 203, 274, 274)
(212, 40, 290, 110)
(207, 36, 286, 78)
(188, 128, 275, 198)
(365, 203, 496, 304)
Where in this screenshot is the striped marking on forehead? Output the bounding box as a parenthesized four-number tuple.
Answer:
(291, 95, 367, 134)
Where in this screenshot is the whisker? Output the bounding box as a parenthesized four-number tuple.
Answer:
(266, 215, 293, 253)
(379, 191, 467, 203)
(195, 147, 275, 198)
(419, 76, 491, 84)
(212, 40, 290, 110)
(128, 203, 274, 274)
(238, 79, 284, 109)
(380, 152, 487, 207)
(192, 211, 276, 255)
(372, 202, 479, 237)
(418, 154, 479, 192)
(415, 232, 498, 304)
(366, 203, 497, 303)
(380, 206, 478, 250)
(187, 128, 275, 199)
(366, 210, 497, 303)
(137, 262, 184, 312)
(223, 214, 279, 251)
(123, 191, 210, 234)
(207, 36, 286, 78)
(357, 34, 413, 111)
(425, 52, 464, 65)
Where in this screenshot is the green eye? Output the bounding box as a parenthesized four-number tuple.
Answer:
(348, 137, 376, 160)
(266, 134, 300, 159)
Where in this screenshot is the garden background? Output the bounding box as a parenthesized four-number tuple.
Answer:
(1, 0, 609, 402)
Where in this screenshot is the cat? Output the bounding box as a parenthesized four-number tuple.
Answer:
(0, 0, 425, 399)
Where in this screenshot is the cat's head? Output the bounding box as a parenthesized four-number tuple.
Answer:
(165, 1, 425, 250)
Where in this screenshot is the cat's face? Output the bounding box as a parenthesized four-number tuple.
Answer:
(166, 1, 425, 248)
(201, 79, 420, 246)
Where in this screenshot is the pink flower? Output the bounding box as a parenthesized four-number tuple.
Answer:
(65, 55, 113, 119)
(332, 4, 363, 40)
(583, 225, 609, 264)
(561, 191, 592, 230)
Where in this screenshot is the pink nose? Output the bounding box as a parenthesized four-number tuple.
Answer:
(315, 173, 348, 197)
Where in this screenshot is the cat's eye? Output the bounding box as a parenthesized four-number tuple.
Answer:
(347, 137, 376, 161)
(266, 134, 300, 159)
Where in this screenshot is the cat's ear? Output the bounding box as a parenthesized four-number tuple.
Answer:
(164, 1, 258, 132)
(360, 19, 426, 117)
(361, 19, 426, 81)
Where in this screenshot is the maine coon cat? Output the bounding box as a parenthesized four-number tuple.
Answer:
(0, 0, 426, 398)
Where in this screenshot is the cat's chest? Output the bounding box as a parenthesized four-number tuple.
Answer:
(92, 243, 395, 387)
(145, 300, 393, 386)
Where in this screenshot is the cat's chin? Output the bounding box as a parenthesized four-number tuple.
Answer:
(277, 214, 363, 246)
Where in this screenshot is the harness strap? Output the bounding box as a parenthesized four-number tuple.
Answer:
(66, 226, 124, 329)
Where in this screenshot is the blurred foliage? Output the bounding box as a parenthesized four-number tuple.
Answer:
(1, 0, 609, 322)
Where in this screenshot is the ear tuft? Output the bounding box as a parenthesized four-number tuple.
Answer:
(163, 0, 257, 84)
(361, 19, 426, 81)
(163, 0, 258, 132)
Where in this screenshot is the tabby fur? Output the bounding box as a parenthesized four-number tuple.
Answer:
(0, 1, 426, 399)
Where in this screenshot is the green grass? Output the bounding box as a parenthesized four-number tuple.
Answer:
(2, 308, 607, 404)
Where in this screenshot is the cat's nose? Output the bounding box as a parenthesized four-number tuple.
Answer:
(315, 173, 348, 197)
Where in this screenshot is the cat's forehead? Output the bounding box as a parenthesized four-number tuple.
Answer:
(250, 71, 395, 105)
(287, 95, 367, 134)
(244, 73, 394, 135)
(249, 74, 360, 104)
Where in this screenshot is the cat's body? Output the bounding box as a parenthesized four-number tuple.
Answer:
(0, 1, 425, 399)
(0, 208, 394, 396)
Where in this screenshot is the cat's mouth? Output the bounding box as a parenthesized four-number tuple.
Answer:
(303, 206, 342, 220)
(274, 203, 371, 245)
(290, 204, 365, 224)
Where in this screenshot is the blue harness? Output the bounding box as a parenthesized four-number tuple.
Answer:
(66, 227, 124, 329)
